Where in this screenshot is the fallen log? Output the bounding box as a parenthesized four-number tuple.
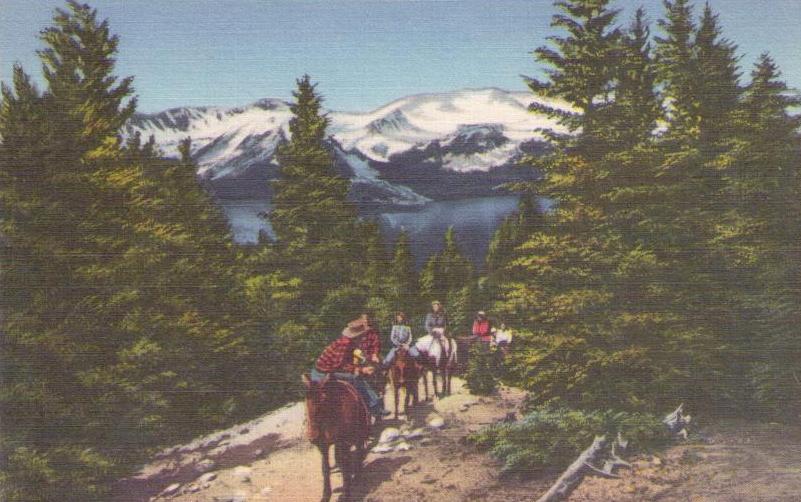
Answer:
(663, 403, 692, 439)
(535, 435, 611, 502)
(536, 405, 691, 501)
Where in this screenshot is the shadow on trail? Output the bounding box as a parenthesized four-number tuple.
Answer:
(347, 455, 414, 501)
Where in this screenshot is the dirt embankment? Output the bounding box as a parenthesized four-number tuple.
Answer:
(115, 378, 801, 502)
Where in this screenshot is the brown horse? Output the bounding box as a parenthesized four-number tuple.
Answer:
(388, 347, 421, 419)
(302, 374, 371, 502)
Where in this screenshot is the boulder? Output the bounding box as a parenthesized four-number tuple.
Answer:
(379, 427, 401, 444)
(427, 415, 445, 429)
(405, 428, 426, 440)
(194, 459, 216, 473)
(372, 444, 394, 454)
(197, 472, 217, 483)
(160, 483, 181, 497)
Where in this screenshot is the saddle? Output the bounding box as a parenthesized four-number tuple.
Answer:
(303, 374, 371, 414)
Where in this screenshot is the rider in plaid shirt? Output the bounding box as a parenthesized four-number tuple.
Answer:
(311, 317, 389, 417)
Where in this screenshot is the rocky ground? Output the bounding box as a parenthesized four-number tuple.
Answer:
(114, 378, 801, 502)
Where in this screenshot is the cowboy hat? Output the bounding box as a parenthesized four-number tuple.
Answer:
(431, 300, 442, 307)
(342, 318, 369, 338)
(477, 310, 487, 317)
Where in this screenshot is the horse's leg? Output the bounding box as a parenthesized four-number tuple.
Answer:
(426, 370, 433, 400)
(335, 443, 351, 500)
(320, 444, 332, 502)
(394, 382, 400, 419)
(433, 368, 440, 398)
(355, 441, 366, 477)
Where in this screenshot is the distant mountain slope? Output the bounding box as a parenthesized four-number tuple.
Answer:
(126, 88, 563, 206)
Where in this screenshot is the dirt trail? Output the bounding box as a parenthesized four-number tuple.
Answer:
(116, 379, 801, 502)
(115, 377, 530, 502)
(571, 420, 801, 502)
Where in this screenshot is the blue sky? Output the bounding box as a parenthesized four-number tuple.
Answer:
(1, 0, 799, 112)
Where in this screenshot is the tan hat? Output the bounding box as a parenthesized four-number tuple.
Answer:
(477, 310, 487, 317)
(342, 318, 369, 338)
(431, 300, 442, 307)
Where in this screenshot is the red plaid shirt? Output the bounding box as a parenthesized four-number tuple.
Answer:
(358, 328, 381, 360)
(315, 336, 357, 373)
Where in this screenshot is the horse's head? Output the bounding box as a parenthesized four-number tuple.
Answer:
(303, 373, 337, 417)
(302, 374, 335, 441)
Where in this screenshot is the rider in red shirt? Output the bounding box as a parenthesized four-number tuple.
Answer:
(312, 317, 389, 417)
(472, 311, 493, 342)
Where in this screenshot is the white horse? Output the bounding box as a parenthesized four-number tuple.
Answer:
(415, 327, 458, 398)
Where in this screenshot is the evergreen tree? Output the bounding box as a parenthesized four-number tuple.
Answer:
(526, 0, 622, 158)
(269, 75, 357, 305)
(420, 227, 475, 333)
(693, 3, 741, 149)
(648, 0, 746, 412)
(358, 219, 388, 297)
(485, 193, 544, 303)
(496, 0, 699, 412)
(420, 227, 473, 304)
(0, 5, 257, 499)
(655, 0, 697, 138)
(388, 229, 419, 315)
(39, 1, 136, 160)
(726, 55, 801, 417)
(614, 7, 662, 148)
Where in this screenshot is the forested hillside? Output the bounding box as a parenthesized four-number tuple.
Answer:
(485, 0, 801, 418)
(1, 1, 799, 501)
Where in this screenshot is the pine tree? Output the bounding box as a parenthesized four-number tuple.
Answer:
(726, 55, 801, 417)
(269, 75, 357, 305)
(359, 219, 388, 297)
(419, 228, 475, 334)
(648, 1, 746, 412)
(526, 0, 622, 158)
(1, 5, 257, 499)
(495, 0, 699, 412)
(614, 7, 661, 148)
(655, 0, 698, 139)
(420, 227, 473, 305)
(39, 1, 136, 161)
(485, 193, 544, 303)
(693, 3, 741, 150)
(388, 229, 419, 315)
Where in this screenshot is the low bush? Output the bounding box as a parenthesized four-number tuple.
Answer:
(468, 406, 669, 476)
(464, 342, 499, 395)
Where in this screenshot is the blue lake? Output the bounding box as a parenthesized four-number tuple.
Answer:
(220, 195, 527, 265)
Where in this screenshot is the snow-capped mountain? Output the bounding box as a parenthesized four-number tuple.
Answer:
(126, 88, 564, 207)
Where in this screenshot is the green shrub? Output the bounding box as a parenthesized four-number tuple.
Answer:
(465, 342, 499, 395)
(468, 406, 669, 476)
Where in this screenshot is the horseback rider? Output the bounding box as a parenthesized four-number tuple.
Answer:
(472, 310, 493, 343)
(310, 317, 391, 417)
(382, 311, 420, 368)
(424, 300, 447, 336)
(358, 311, 382, 366)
